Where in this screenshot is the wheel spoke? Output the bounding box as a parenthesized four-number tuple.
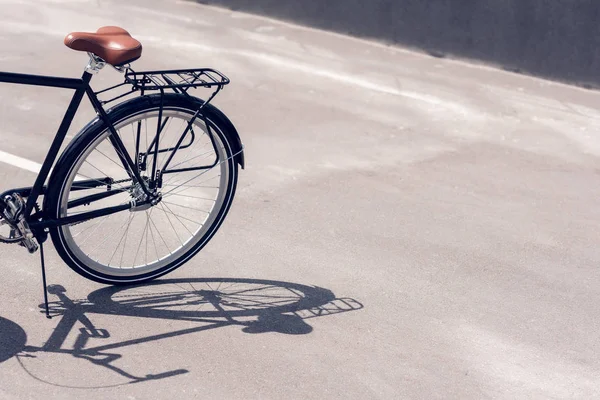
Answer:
(159, 203, 184, 246)
(74, 213, 121, 254)
(162, 173, 223, 199)
(164, 192, 216, 201)
(159, 206, 204, 225)
(162, 201, 211, 214)
(132, 209, 152, 268)
(164, 146, 213, 172)
(107, 213, 136, 267)
(148, 212, 172, 256)
(161, 201, 194, 236)
(86, 213, 134, 260)
(147, 210, 161, 263)
(93, 147, 129, 173)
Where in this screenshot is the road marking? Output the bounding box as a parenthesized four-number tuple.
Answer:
(0, 150, 42, 174)
(0, 150, 92, 182)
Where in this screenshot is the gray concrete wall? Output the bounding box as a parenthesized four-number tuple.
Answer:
(196, 0, 600, 87)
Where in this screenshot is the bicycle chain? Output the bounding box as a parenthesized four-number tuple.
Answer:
(0, 178, 135, 235)
(65, 178, 141, 228)
(112, 178, 133, 185)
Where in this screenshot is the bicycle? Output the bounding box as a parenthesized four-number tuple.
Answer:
(0, 27, 245, 316)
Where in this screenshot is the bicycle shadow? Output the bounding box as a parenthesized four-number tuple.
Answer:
(0, 316, 27, 363)
(12, 277, 363, 388)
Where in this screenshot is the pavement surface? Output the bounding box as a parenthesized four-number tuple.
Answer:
(0, 0, 599, 399)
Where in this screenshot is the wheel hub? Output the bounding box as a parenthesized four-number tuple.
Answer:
(129, 179, 161, 212)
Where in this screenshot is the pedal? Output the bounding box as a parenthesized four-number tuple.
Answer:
(18, 236, 39, 254)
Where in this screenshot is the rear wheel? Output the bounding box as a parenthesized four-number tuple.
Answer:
(45, 94, 239, 284)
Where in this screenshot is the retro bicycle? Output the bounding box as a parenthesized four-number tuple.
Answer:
(0, 27, 245, 314)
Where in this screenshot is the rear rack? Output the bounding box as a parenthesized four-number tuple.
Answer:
(124, 68, 230, 92)
(95, 67, 231, 106)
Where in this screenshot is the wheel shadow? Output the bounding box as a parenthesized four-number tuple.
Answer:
(8, 277, 363, 388)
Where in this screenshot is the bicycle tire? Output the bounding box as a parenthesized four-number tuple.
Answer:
(45, 94, 240, 285)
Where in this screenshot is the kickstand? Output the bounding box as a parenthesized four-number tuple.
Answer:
(39, 242, 51, 319)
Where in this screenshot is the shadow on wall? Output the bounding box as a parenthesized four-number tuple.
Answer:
(195, 0, 600, 88)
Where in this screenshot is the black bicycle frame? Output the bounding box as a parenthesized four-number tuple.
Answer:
(0, 70, 150, 233)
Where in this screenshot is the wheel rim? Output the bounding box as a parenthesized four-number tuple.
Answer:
(57, 107, 233, 277)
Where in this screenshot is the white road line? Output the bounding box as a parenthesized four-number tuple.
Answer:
(0, 150, 42, 174)
(0, 150, 93, 182)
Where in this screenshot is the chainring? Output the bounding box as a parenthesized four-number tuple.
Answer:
(0, 218, 22, 244)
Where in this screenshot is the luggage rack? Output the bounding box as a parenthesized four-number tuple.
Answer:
(95, 67, 230, 105)
(92, 67, 233, 183)
(124, 68, 230, 92)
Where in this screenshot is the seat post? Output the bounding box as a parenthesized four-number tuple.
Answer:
(85, 52, 106, 75)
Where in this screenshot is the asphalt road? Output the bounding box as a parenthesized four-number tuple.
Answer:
(0, 0, 599, 399)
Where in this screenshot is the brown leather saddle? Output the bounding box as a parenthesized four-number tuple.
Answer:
(64, 26, 142, 66)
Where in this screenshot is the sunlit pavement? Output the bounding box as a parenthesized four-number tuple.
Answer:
(0, 0, 599, 398)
